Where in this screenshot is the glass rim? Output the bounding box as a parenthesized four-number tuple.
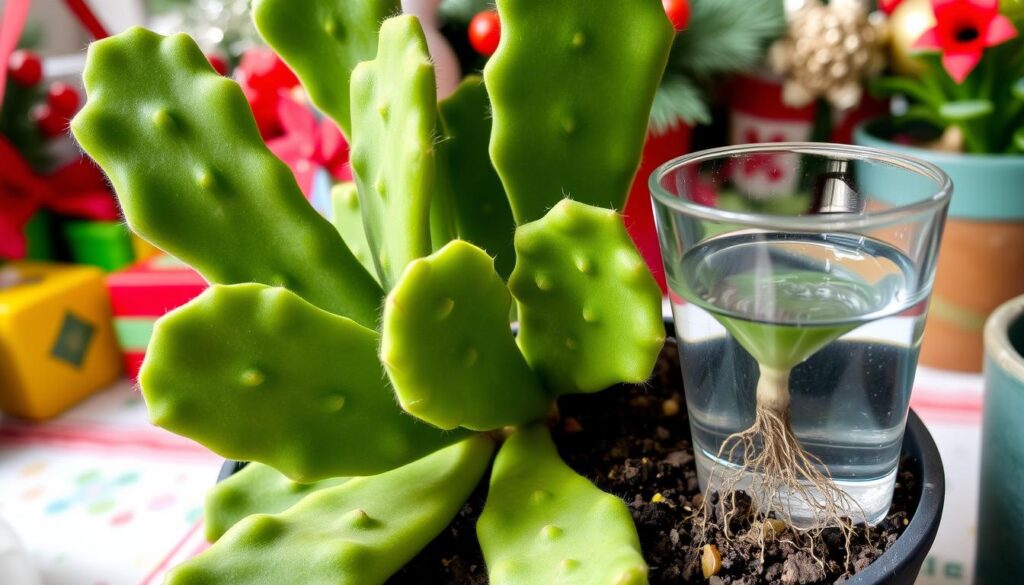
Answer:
(649, 142, 953, 231)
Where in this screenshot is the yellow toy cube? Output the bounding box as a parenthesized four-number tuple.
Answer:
(0, 263, 122, 420)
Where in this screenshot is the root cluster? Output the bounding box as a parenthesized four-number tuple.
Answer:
(695, 404, 868, 573)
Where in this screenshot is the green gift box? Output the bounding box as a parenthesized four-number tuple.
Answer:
(64, 220, 136, 273)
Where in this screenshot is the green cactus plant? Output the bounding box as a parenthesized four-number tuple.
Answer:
(330, 182, 378, 281)
(381, 240, 550, 431)
(250, 0, 399, 138)
(141, 283, 468, 482)
(73, 0, 677, 581)
(435, 75, 517, 278)
(171, 436, 494, 585)
(484, 0, 675, 223)
(349, 15, 437, 290)
(509, 199, 664, 395)
(479, 425, 648, 585)
(70, 27, 382, 328)
(205, 463, 349, 542)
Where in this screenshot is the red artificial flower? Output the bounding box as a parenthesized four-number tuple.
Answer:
(266, 93, 351, 198)
(914, 0, 1018, 83)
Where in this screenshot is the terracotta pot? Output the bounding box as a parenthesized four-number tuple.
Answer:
(855, 119, 1024, 372)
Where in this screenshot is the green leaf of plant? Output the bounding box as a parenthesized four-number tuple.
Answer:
(939, 100, 994, 122)
(870, 76, 941, 106)
(1013, 77, 1024, 101)
(1013, 127, 1024, 152)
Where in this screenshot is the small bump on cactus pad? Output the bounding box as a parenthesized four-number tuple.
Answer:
(478, 425, 648, 585)
(141, 283, 467, 482)
(168, 435, 494, 585)
(381, 240, 549, 431)
(484, 0, 674, 222)
(330, 182, 378, 281)
(205, 463, 349, 542)
(251, 0, 398, 138)
(436, 75, 516, 278)
(509, 200, 664, 395)
(349, 15, 437, 290)
(71, 27, 381, 327)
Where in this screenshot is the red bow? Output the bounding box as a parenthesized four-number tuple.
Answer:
(0, 136, 119, 259)
(266, 92, 351, 198)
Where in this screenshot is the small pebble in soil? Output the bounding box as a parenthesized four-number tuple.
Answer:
(387, 338, 918, 584)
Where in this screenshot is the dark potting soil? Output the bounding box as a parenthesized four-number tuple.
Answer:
(387, 338, 918, 585)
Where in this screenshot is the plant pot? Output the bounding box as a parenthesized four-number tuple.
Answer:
(214, 317, 945, 585)
(976, 295, 1024, 582)
(854, 118, 1024, 372)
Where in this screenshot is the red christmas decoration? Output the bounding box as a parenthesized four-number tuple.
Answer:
(0, 136, 119, 259)
(206, 53, 229, 76)
(266, 93, 351, 199)
(469, 11, 501, 57)
(914, 0, 1018, 83)
(31, 104, 66, 138)
(46, 81, 80, 116)
(662, 0, 692, 32)
(8, 49, 42, 86)
(236, 47, 300, 139)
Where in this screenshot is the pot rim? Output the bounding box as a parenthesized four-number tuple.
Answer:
(985, 295, 1024, 382)
(846, 409, 946, 584)
(649, 142, 952, 231)
(854, 117, 1024, 165)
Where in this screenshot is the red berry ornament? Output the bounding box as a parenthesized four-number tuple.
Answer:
(47, 82, 80, 117)
(32, 104, 65, 138)
(662, 0, 691, 32)
(206, 53, 229, 76)
(469, 11, 501, 57)
(8, 50, 43, 86)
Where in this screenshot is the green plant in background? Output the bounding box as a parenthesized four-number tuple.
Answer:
(873, 0, 1024, 153)
(70, 0, 673, 582)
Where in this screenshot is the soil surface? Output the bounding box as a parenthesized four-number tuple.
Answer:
(387, 338, 917, 584)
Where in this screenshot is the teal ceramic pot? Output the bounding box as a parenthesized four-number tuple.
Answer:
(854, 119, 1024, 372)
(976, 295, 1024, 584)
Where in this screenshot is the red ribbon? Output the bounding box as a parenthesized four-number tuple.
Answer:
(266, 92, 350, 198)
(0, 136, 119, 259)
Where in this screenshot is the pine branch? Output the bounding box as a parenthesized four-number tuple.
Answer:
(439, 0, 494, 23)
(649, 75, 711, 134)
(670, 0, 786, 77)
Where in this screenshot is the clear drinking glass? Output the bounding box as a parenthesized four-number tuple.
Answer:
(650, 143, 951, 525)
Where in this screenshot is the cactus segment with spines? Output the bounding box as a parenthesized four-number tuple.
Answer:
(169, 436, 495, 585)
(436, 75, 517, 278)
(478, 425, 649, 585)
(70, 27, 381, 327)
(251, 0, 399, 138)
(330, 182, 378, 282)
(141, 283, 468, 482)
(484, 0, 674, 223)
(381, 240, 549, 430)
(509, 200, 664, 395)
(205, 463, 349, 542)
(349, 15, 437, 290)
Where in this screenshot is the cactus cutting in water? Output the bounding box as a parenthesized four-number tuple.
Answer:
(72, 1, 678, 582)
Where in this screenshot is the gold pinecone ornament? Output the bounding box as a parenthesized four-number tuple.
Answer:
(769, 0, 888, 110)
